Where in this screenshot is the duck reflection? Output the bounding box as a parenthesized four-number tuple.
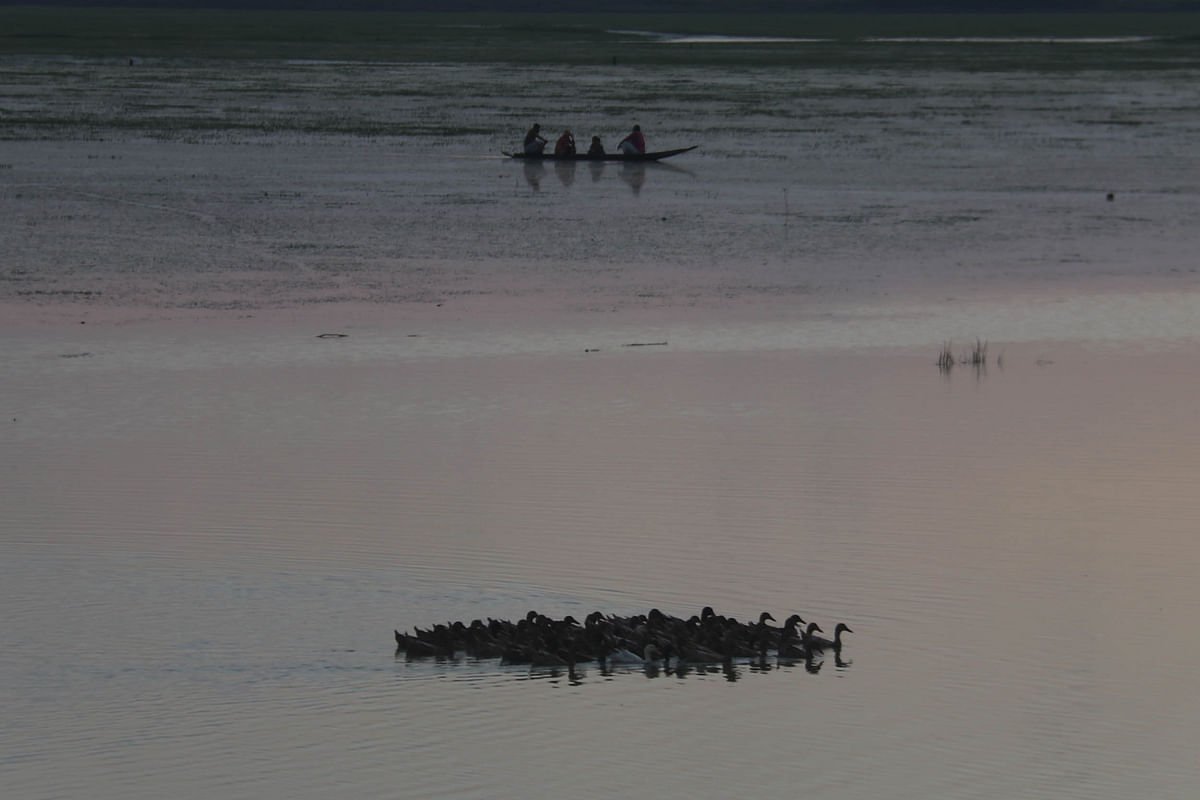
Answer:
(748, 657, 773, 674)
(524, 665, 564, 682)
(523, 664, 586, 686)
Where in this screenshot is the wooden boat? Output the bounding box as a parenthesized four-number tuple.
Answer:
(504, 146, 698, 162)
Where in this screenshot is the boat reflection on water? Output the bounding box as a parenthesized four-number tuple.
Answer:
(520, 160, 580, 191)
(522, 160, 545, 190)
(518, 159, 694, 195)
(554, 160, 575, 188)
(620, 163, 646, 195)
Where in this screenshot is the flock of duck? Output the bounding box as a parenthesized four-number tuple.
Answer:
(394, 607, 852, 672)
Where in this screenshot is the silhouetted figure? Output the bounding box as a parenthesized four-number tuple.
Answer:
(554, 129, 576, 157)
(619, 124, 646, 155)
(523, 123, 547, 155)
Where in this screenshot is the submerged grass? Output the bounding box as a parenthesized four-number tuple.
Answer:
(2, 9, 1199, 68)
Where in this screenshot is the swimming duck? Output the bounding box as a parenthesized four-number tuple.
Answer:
(395, 628, 454, 658)
(672, 639, 728, 664)
(394, 609, 851, 670)
(806, 622, 852, 652)
(776, 615, 809, 657)
(796, 621, 826, 652)
(605, 642, 663, 666)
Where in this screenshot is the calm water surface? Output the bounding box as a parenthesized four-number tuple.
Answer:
(3, 41, 1200, 800)
(5, 332, 1200, 799)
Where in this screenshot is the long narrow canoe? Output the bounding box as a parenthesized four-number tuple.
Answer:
(504, 146, 698, 162)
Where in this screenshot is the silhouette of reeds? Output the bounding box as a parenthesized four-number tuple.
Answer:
(969, 338, 987, 366)
(936, 339, 989, 372)
(936, 341, 955, 372)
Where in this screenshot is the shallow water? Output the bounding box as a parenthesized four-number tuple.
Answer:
(4, 42, 1200, 799)
(5, 333, 1200, 799)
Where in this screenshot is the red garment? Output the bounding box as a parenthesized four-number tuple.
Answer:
(555, 132, 576, 157)
(619, 129, 646, 154)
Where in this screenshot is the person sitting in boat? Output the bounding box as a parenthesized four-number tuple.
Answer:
(587, 136, 605, 157)
(523, 123, 547, 155)
(554, 129, 576, 157)
(618, 124, 646, 155)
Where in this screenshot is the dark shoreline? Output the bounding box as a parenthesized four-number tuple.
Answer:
(3, 8, 1199, 63)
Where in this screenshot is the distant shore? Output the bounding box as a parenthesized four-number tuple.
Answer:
(3, 9, 1200, 63)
